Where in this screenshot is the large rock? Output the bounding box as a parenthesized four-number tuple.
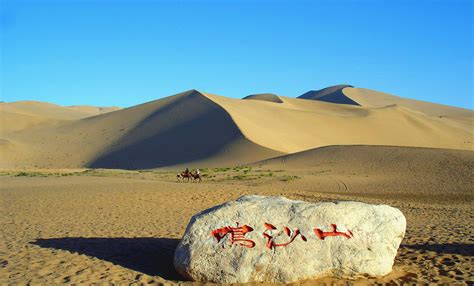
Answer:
(174, 195, 406, 283)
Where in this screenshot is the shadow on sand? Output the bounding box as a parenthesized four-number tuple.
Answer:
(402, 243, 474, 256)
(33, 237, 184, 280)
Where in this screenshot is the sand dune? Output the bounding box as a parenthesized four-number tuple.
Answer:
(1, 87, 472, 169)
(1, 91, 473, 283)
(300, 86, 473, 119)
(254, 144, 474, 169)
(66, 105, 121, 115)
(343, 87, 473, 117)
(253, 145, 473, 199)
(204, 91, 473, 153)
(1, 90, 282, 169)
(1, 101, 120, 120)
(298, 84, 357, 105)
(242, 93, 283, 103)
(0, 101, 121, 133)
(0, 110, 62, 133)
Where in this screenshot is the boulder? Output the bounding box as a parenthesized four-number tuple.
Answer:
(174, 195, 406, 283)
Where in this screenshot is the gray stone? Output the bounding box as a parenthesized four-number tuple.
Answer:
(174, 195, 406, 283)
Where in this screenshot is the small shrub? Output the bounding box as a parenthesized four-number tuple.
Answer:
(15, 172, 29, 177)
(280, 175, 300, 182)
(14, 171, 47, 177)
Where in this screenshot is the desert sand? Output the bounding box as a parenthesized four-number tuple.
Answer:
(0, 145, 473, 284)
(243, 93, 284, 103)
(1, 87, 472, 169)
(0, 86, 473, 284)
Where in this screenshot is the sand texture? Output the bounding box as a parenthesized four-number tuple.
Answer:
(1, 87, 473, 284)
(0, 145, 473, 284)
(242, 93, 284, 103)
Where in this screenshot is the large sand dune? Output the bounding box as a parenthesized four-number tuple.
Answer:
(204, 91, 472, 153)
(1, 89, 473, 284)
(1, 87, 472, 169)
(0, 101, 120, 133)
(1, 90, 282, 169)
(300, 85, 472, 118)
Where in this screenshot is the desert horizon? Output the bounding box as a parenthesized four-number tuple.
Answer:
(2, 0, 473, 284)
(1, 83, 473, 284)
(2, 85, 473, 170)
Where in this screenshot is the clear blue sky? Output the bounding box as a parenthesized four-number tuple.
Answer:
(1, 0, 473, 108)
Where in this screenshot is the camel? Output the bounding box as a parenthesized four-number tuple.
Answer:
(190, 171, 202, 183)
(177, 172, 193, 182)
(177, 171, 202, 183)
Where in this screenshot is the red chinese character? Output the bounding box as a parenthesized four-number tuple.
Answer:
(262, 222, 307, 249)
(211, 222, 255, 248)
(313, 224, 353, 240)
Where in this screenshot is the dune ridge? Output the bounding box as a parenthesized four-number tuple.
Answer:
(242, 93, 283, 103)
(1, 87, 472, 169)
(203, 91, 473, 154)
(300, 86, 473, 118)
(342, 88, 473, 117)
(0, 90, 283, 169)
(298, 84, 357, 105)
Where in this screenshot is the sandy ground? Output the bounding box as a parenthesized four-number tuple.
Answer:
(2, 92, 473, 284)
(1, 159, 472, 285)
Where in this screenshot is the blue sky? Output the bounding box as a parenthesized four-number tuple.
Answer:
(1, 0, 473, 108)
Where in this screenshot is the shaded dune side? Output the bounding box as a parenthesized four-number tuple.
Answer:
(242, 93, 283, 103)
(87, 90, 283, 169)
(298, 85, 358, 105)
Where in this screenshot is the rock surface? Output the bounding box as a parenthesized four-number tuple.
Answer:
(174, 195, 406, 283)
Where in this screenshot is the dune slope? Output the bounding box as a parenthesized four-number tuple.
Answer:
(342, 88, 473, 118)
(204, 92, 473, 153)
(254, 144, 473, 174)
(1, 87, 472, 169)
(86, 90, 282, 169)
(298, 85, 357, 105)
(1, 90, 283, 169)
(0, 101, 121, 133)
(252, 145, 474, 201)
(1, 101, 120, 120)
(243, 93, 283, 103)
